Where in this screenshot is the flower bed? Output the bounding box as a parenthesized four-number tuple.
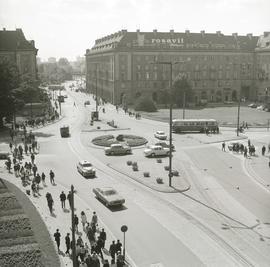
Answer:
(92, 134, 147, 147)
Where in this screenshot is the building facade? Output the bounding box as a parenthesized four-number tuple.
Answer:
(85, 30, 270, 105)
(0, 28, 38, 78)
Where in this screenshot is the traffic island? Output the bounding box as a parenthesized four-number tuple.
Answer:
(92, 134, 148, 147)
(108, 159, 190, 193)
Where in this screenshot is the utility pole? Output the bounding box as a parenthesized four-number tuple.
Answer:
(182, 91, 186, 119)
(237, 96, 241, 136)
(95, 64, 98, 113)
(71, 185, 76, 267)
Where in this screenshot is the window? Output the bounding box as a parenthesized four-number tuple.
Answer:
(146, 72, 150, 80)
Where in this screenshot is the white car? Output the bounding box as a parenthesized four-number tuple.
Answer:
(93, 187, 125, 207)
(144, 145, 170, 157)
(104, 143, 132, 155)
(77, 160, 96, 177)
(154, 131, 167, 140)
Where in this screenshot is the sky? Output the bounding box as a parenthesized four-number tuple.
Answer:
(0, 0, 269, 61)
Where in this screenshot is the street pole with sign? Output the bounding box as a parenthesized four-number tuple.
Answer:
(121, 225, 128, 262)
(71, 185, 76, 267)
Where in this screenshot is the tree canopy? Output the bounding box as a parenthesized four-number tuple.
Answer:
(172, 76, 193, 107)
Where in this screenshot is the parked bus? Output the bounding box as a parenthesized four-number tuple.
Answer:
(172, 119, 219, 133)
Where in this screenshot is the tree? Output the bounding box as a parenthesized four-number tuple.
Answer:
(134, 97, 157, 112)
(172, 76, 193, 107)
(0, 61, 20, 128)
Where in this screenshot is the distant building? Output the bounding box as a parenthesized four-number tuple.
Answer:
(85, 29, 270, 105)
(36, 57, 42, 65)
(0, 28, 38, 78)
(48, 57, 57, 63)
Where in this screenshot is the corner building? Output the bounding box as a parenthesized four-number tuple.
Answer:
(86, 30, 270, 105)
(0, 28, 38, 78)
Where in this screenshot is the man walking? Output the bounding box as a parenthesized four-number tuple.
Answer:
(30, 153, 35, 164)
(46, 193, 54, 214)
(65, 233, 71, 255)
(54, 229, 61, 252)
(109, 241, 117, 262)
(60, 191, 66, 209)
(49, 170, 55, 185)
(262, 145, 266, 156)
(74, 214, 79, 232)
(41, 172, 46, 185)
(222, 142, 226, 152)
(99, 228, 106, 249)
(32, 164, 38, 178)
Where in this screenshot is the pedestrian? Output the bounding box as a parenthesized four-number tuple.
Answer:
(95, 236, 104, 260)
(5, 159, 11, 173)
(77, 236, 83, 247)
(81, 211, 87, 229)
(248, 139, 251, 147)
(32, 164, 38, 178)
(262, 145, 266, 156)
(46, 193, 54, 214)
(74, 214, 79, 232)
(91, 252, 100, 266)
(35, 173, 41, 192)
(67, 191, 72, 208)
(65, 233, 71, 254)
(103, 259, 110, 267)
(9, 142, 13, 151)
(87, 225, 95, 245)
(54, 229, 61, 252)
(85, 254, 93, 267)
(31, 182, 37, 196)
(60, 191, 66, 209)
(24, 143, 28, 154)
(109, 241, 116, 262)
(115, 239, 122, 254)
(49, 170, 55, 185)
(91, 211, 98, 225)
(99, 228, 106, 249)
(29, 145, 32, 154)
(41, 172, 46, 185)
(30, 153, 35, 164)
(222, 142, 225, 152)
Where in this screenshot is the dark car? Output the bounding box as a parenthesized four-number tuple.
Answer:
(0, 151, 11, 160)
(155, 141, 175, 151)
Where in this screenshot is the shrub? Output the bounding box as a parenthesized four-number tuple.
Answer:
(172, 170, 179, 176)
(134, 97, 157, 112)
(156, 177, 163, 184)
(156, 159, 162, 163)
(127, 161, 132, 166)
(132, 162, 138, 167)
(164, 166, 170, 171)
(143, 172, 150, 177)
(116, 134, 124, 141)
(132, 165, 138, 171)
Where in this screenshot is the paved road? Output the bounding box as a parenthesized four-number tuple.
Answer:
(8, 81, 269, 266)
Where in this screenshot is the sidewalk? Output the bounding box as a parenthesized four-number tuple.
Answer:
(0, 143, 130, 267)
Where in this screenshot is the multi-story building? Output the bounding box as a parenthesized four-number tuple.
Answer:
(0, 28, 38, 78)
(85, 29, 270, 105)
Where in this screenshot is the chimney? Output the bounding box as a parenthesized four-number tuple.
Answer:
(216, 31, 221, 36)
(185, 30, 190, 35)
(170, 29, 174, 34)
(136, 29, 140, 33)
(3, 27, 6, 31)
(201, 30, 205, 36)
(153, 29, 158, 34)
(30, 40, 35, 47)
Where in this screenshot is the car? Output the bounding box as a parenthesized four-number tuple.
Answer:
(228, 142, 244, 152)
(84, 100, 90, 105)
(93, 187, 125, 207)
(144, 145, 170, 157)
(248, 103, 257, 108)
(256, 105, 265, 110)
(104, 143, 132, 155)
(77, 160, 96, 177)
(0, 151, 11, 160)
(154, 131, 167, 140)
(155, 141, 175, 151)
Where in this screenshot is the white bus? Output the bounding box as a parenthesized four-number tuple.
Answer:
(172, 119, 219, 133)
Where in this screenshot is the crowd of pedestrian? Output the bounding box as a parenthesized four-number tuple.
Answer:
(5, 126, 127, 267)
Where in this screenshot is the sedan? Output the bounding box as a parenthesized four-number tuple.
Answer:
(154, 131, 167, 140)
(0, 151, 10, 160)
(77, 160, 96, 177)
(93, 187, 125, 207)
(144, 145, 170, 157)
(155, 141, 175, 151)
(104, 144, 132, 155)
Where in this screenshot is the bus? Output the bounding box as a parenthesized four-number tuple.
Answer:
(172, 119, 219, 133)
(48, 84, 65, 91)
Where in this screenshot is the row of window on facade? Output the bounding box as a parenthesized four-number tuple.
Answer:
(119, 54, 254, 62)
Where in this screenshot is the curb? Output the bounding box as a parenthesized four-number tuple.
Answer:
(107, 163, 190, 193)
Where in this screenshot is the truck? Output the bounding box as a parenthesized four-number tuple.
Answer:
(60, 125, 70, 137)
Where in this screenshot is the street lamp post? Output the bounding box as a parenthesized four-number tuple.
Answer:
(121, 225, 128, 262)
(182, 91, 186, 119)
(70, 185, 77, 267)
(95, 64, 98, 113)
(150, 60, 188, 187)
(236, 96, 241, 136)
